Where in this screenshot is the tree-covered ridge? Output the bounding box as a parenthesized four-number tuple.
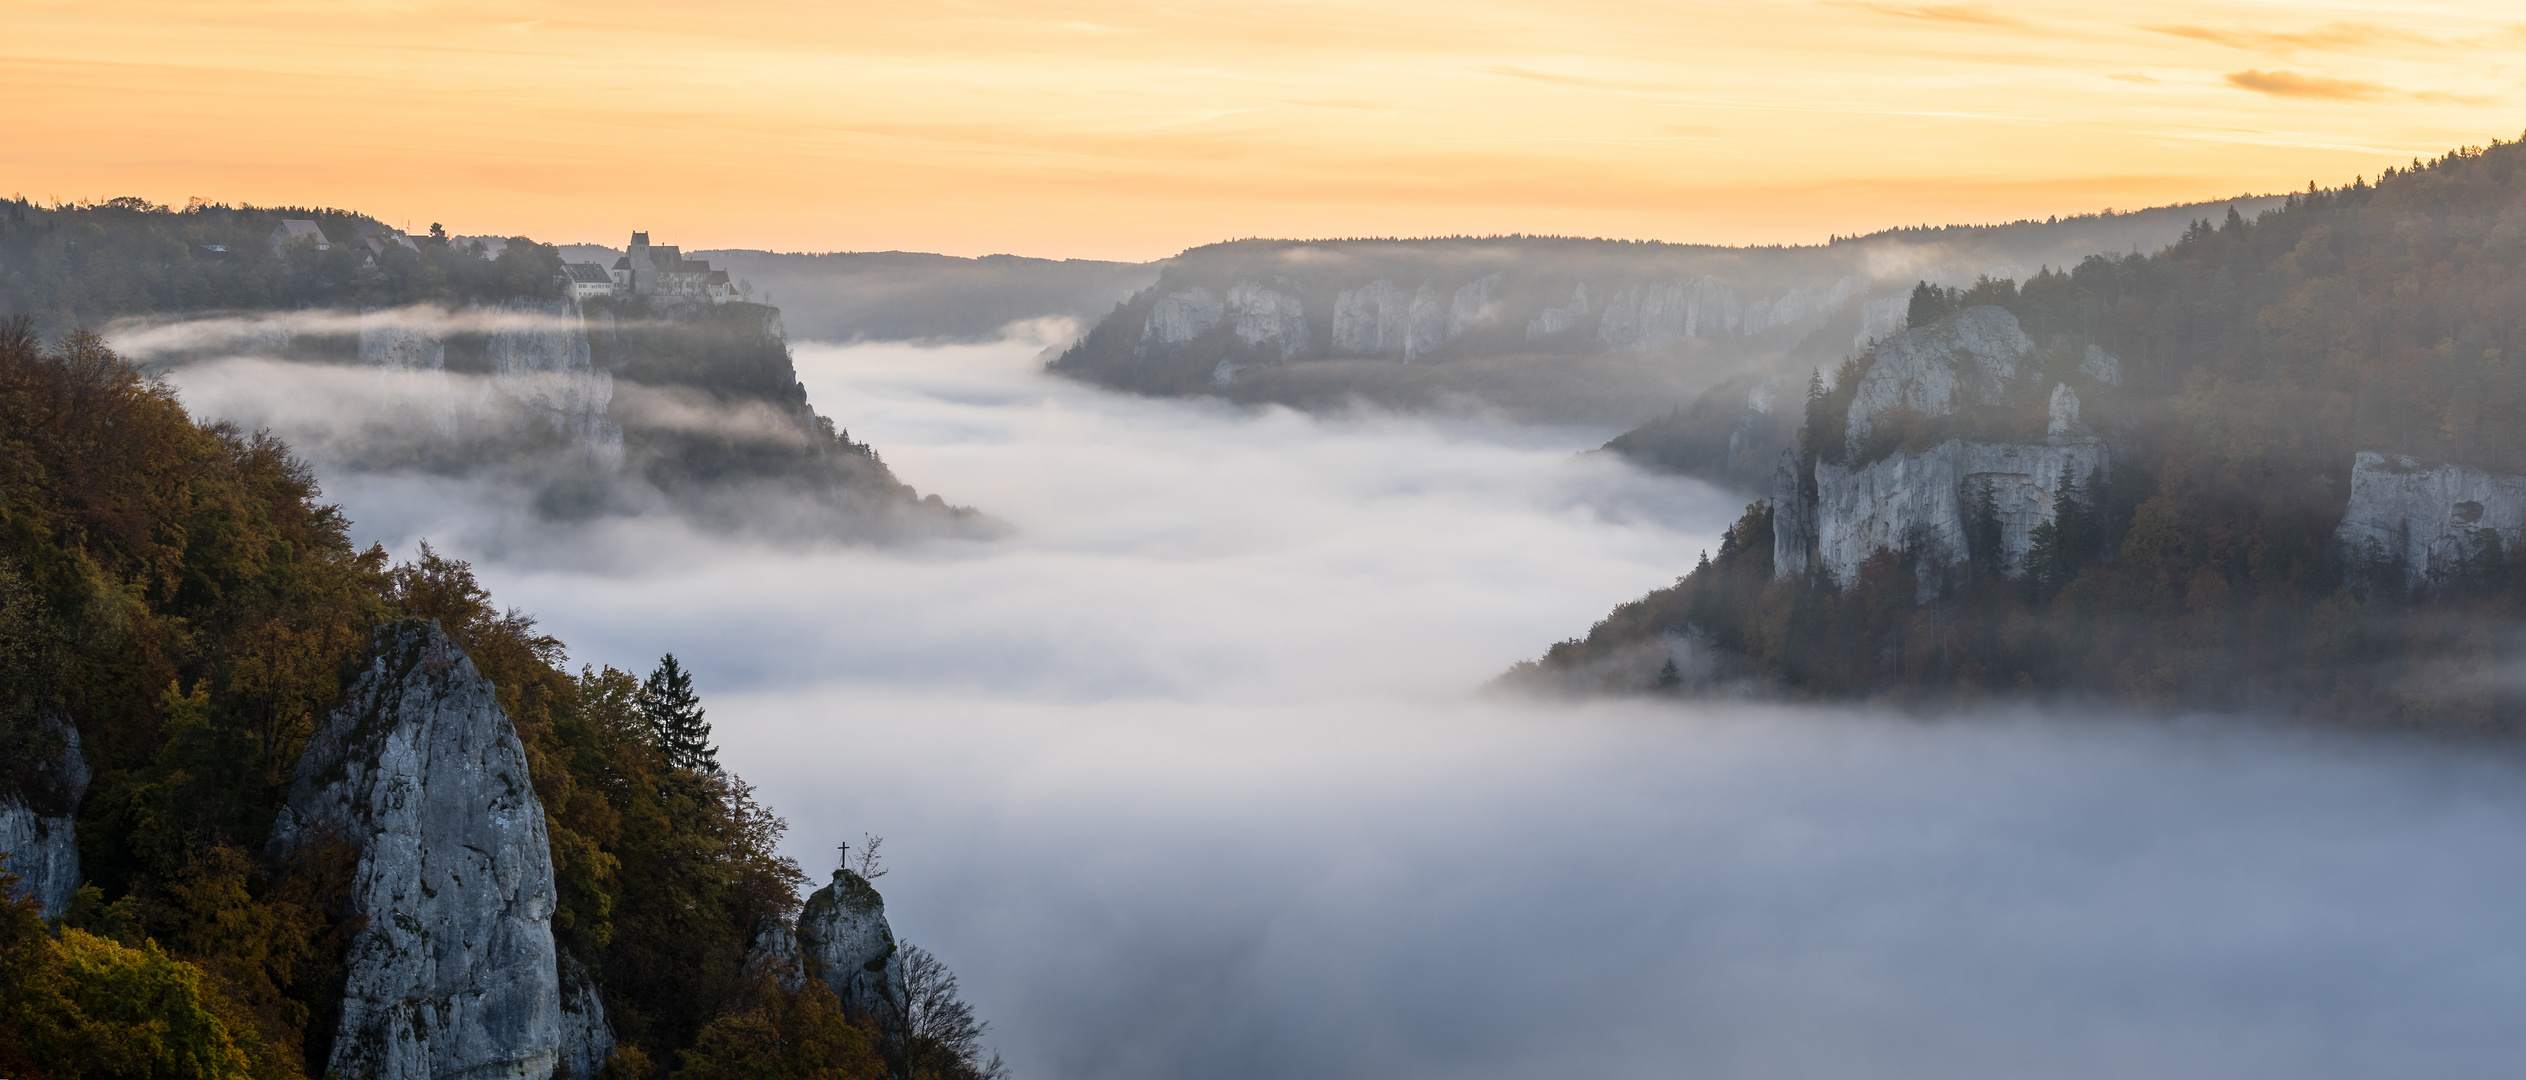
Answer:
(1513, 136, 2526, 724)
(0, 326, 999, 1078)
(0, 196, 567, 340)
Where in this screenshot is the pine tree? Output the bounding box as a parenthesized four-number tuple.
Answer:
(1966, 478, 2004, 579)
(641, 654, 717, 773)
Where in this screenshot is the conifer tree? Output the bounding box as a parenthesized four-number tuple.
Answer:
(641, 653, 718, 773)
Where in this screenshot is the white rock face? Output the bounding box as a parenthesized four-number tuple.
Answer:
(1332, 280, 1450, 360)
(0, 720, 89, 918)
(1598, 277, 1741, 349)
(1223, 281, 1308, 359)
(1448, 274, 1504, 337)
(2080, 344, 2122, 386)
(797, 868, 910, 1037)
(1142, 288, 1224, 349)
(2047, 383, 2085, 440)
(2334, 452, 2526, 588)
(1526, 284, 1592, 339)
(486, 300, 623, 466)
(1808, 439, 2109, 586)
(272, 621, 594, 1080)
(1332, 280, 1403, 355)
(360, 311, 447, 372)
(353, 302, 622, 468)
(1843, 305, 2036, 450)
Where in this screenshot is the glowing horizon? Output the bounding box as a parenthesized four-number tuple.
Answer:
(2, 0, 2517, 262)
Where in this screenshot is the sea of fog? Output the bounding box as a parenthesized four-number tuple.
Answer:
(174, 339, 2526, 1079)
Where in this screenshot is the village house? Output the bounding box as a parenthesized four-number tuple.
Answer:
(269, 219, 331, 254)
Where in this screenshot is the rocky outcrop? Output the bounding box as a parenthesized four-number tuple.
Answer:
(272, 621, 603, 1080)
(1597, 277, 1740, 349)
(553, 951, 616, 1080)
(0, 719, 90, 918)
(1222, 281, 1308, 359)
(2334, 452, 2526, 590)
(1843, 305, 2036, 449)
(795, 868, 909, 1038)
(1770, 305, 2116, 587)
(742, 914, 807, 994)
(1448, 274, 1504, 338)
(1525, 284, 1592, 339)
(1146, 282, 1311, 380)
(1808, 439, 2109, 586)
(1141, 287, 1224, 352)
(1332, 279, 1448, 360)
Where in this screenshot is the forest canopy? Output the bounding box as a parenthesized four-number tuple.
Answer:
(0, 322, 995, 1078)
(0, 196, 564, 340)
(1513, 137, 2526, 726)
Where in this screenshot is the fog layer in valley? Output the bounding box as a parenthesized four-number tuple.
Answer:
(175, 338, 2526, 1078)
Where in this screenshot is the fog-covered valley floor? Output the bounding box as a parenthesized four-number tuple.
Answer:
(176, 341, 2526, 1079)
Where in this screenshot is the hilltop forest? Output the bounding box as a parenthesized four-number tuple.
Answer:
(1513, 137, 2526, 725)
(0, 324, 997, 1078)
(0, 196, 567, 339)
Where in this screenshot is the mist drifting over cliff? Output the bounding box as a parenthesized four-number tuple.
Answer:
(180, 336, 2526, 1079)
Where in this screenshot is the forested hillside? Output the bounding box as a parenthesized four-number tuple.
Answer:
(0, 198, 985, 540)
(0, 326, 999, 1079)
(0, 197, 564, 339)
(1046, 198, 2278, 427)
(1512, 137, 2526, 725)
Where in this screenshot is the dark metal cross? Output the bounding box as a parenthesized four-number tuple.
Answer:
(837, 841, 849, 871)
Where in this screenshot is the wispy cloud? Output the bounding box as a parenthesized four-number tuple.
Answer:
(2219, 69, 2496, 106)
(1477, 65, 1662, 91)
(1835, 2, 2023, 28)
(2150, 21, 2430, 54)
(2223, 69, 2388, 101)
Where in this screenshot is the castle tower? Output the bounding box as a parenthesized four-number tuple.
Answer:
(627, 231, 652, 295)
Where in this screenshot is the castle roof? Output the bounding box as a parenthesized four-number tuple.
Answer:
(561, 262, 613, 284)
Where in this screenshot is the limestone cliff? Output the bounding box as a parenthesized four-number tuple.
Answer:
(797, 868, 911, 1038)
(1772, 306, 2114, 587)
(272, 621, 611, 1080)
(2334, 452, 2526, 590)
(352, 300, 624, 468)
(0, 718, 89, 917)
(1792, 440, 2109, 585)
(1842, 305, 2034, 449)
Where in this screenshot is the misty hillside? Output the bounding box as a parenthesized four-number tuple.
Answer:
(557, 244, 1156, 343)
(1046, 197, 2282, 428)
(1509, 139, 2526, 724)
(0, 197, 987, 540)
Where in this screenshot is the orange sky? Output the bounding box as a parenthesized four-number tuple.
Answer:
(2, 1, 2519, 261)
